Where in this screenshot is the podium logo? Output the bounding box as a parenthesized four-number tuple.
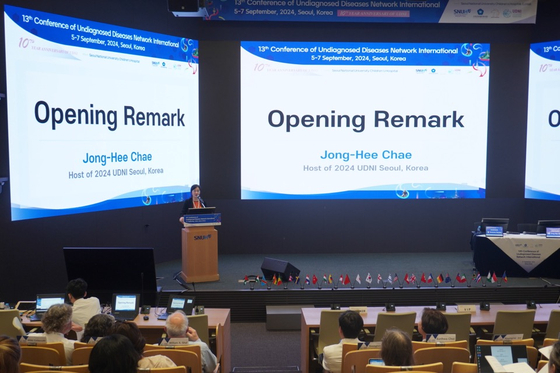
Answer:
(194, 234, 212, 240)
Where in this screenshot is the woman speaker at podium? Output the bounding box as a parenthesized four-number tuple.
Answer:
(179, 184, 205, 224)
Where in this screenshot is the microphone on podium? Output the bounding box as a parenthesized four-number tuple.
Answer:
(198, 196, 206, 208)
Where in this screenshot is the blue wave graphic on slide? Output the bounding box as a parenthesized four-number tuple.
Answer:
(525, 188, 560, 201)
(242, 184, 485, 200)
(11, 186, 190, 221)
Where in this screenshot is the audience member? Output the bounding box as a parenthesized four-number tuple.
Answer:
(0, 335, 21, 373)
(89, 334, 140, 373)
(380, 328, 414, 367)
(549, 341, 560, 373)
(29, 303, 75, 365)
(66, 278, 101, 339)
(321, 310, 364, 373)
(80, 314, 116, 343)
(112, 321, 176, 369)
(418, 308, 448, 340)
(165, 310, 218, 373)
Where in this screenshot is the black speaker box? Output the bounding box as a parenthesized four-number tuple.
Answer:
(168, 0, 200, 12)
(261, 257, 300, 281)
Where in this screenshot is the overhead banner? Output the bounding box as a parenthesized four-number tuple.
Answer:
(205, 0, 537, 24)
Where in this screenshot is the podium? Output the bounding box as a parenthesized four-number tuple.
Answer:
(181, 213, 221, 283)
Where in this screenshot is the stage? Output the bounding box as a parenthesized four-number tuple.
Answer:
(153, 252, 560, 322)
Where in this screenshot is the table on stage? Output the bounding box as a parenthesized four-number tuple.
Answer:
(300, 303, 560, 373)
(472, 234, 560, 277)
(22, 307, 231, 373)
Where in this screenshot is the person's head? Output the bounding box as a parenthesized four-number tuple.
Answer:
(165, 311, 189, 338)
(338, 310, 364, 339)
(549, 341, 560, 373)
(419, 308, 448, 338)
(380, 328, 414, 367)
(112, 321, 146, 355)
(89, 334, 140, 373)
(0, 335, 21, 373)
(81, 314, 116, 342)
(190, 184, 201, 198)
(66, 278, 88, 303)
(42, 303, 73, 334)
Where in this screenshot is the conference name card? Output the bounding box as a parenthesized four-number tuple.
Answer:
(457, 304, 477, 313)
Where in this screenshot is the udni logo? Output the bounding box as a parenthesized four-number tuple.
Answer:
(454, 9, 471, 15)
(194, 234, 212, 240)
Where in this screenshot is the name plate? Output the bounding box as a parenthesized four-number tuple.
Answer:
(426, 334, 457, 343)
(546, 227, 560, 238)
(486, 226, 504, 237)
(183, 213, 221, 226)
(493, 334, 523, 342)
(359, 341, 381, 349)
(17, 334, 47, 345)
(158, 337, 191, 346)
(349, 306, 368, 316)
(457, 304, 477, 313)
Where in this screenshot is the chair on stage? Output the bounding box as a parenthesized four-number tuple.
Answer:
(143, 349, 201, 373)
(20, 363, 89, 373)
(20, 343, 67, 366)
(545, 310, 560, 340)
(187, 314, 210, 346)
(342, 348, 381, 373)
(490, 310, 536, 340)
(311, 310, 344, 356)
(412, 340, 468, 352)
(0, 309, 26, 338)
(137, 367, 187, 373)
(451, 362, 478, 373)
(72, 346, 94, 365)
(365, 362, 443, 373)
(373, 312, 416, 341)
(413, 346, 470, 372)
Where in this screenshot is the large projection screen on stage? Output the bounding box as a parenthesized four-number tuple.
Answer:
(525, 39, 560, 201)
(4, 5, 200, 221)
(241, 41, 490, 200)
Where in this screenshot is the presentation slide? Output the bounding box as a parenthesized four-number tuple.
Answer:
(525, 40, 560, 201)
(4, 5, 199, 220)
(241, 41, 490, 200)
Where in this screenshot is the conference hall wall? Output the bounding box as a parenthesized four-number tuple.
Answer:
(1, 0, 559, 302)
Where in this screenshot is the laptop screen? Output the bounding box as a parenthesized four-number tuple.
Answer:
(36, 294, 65, 311)
(113, 294, 139, 312)
(476, 345, 528, 373)
(167, 295, 195, 313)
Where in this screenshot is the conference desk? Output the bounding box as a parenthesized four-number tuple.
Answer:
(300, 303, 560, 373)
(472, 234, 560, 277)
(22, 307, 231, 373)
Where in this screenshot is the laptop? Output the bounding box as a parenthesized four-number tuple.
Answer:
(157, 295, 195, 320)
(111, 294, 140, 321)
(29, 293, 66, 321)
(475, 344, 528, 373)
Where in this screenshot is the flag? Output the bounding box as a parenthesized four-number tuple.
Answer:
(295, 276, 300, 285)
(445, 273, 451, 283)
(344, 274, 351, 285)
(305, 275, 310, 285)
(404, 274, 410, 284)
(387, 274, 393, 284)
(244, 275, 249, 285)
(273, 274, 278, 285)
(410, 274, 417, 283)
(377, 274, 383, 284)
(458, 274, 467, 283)
(323, 274, 328, 283)
(260, 277, 267, 285)
(288, 275, 293, 282)
(366, 273, 373, 284)
(312, 274, 318, 285)
(475, 273, 481, 283)
(502, 271, 508, 282)
(355, 274, 361, 284)
(427, 273, 434, 283)
(491, 272, 498, 283)
(436, 274, 444, 283)
(486, 272, 492, 282)
(421, 273, 427, 283)
(328, 274, 333, 284)
(394, 273, 399, 284)
(339, 275, 344, 284)
(277, 276, 283, 285)
(456, 273, 462, 283)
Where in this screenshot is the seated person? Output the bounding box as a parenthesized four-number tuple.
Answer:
(29, 303, 75, 365)
(0, 335, 21, 373)
(548, 341, 560, 373)
(418, 307, 448, 341)
(164, 310, 218, 373)
(322, 310, 364, 373)
(89, 334, 140, 373)
(80, 314, 116, 343)
(380, 328, 414, 367)
(112, 321, 176, 369)
(66, 278, 101, 340)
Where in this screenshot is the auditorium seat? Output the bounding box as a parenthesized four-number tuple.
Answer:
(187, 314, 210, 345)
(20, 343, 66, 366)
(373, 312, 416, 341)
(451, 362, 477, 373)
(0, 309, 26, 337)
(444, 312, 473, 347)
(491, 310, 536, 339)
(137, 367, 187, 373)
(71, 346, 94, 365)
(412, 340, 468, 352)
(413, 346, 470, 372)
(365, 362, 443, 373)
(143, 349, 201, 373)
(545, 310, 560, 339)
(311, 310, 344, 355)
(342, 348, 381, 373)
(19, 362, 89, 373)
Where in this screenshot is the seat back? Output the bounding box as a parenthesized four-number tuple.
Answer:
(544, 338, 559, 347)
(451, 362, 478, 373)
(72, 346, 94, 365)
(365, 362, 444, 373)
(526, 346, 538, 369)
(412, 340, 468, 352)
(414, 347, 470, 372)
(187, 314, 209, 346)
(144, 343, 202, 358)
(0, 309, 26, 337)
(20, 363, 89, 373)
(21, 343, 67, 366)
(445, 312, 472, 344)
(342, 348, 381, 373)
(137, 367, 187, 373)
(373, 312, 416, 341)
(476, 338, 534, 346)
(546, 310, 560, 339)
(214, 323, 224, 373)
(143, 349, 202, 373)
(318, 310, 344, 354)
(493, 310, 536, 339)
